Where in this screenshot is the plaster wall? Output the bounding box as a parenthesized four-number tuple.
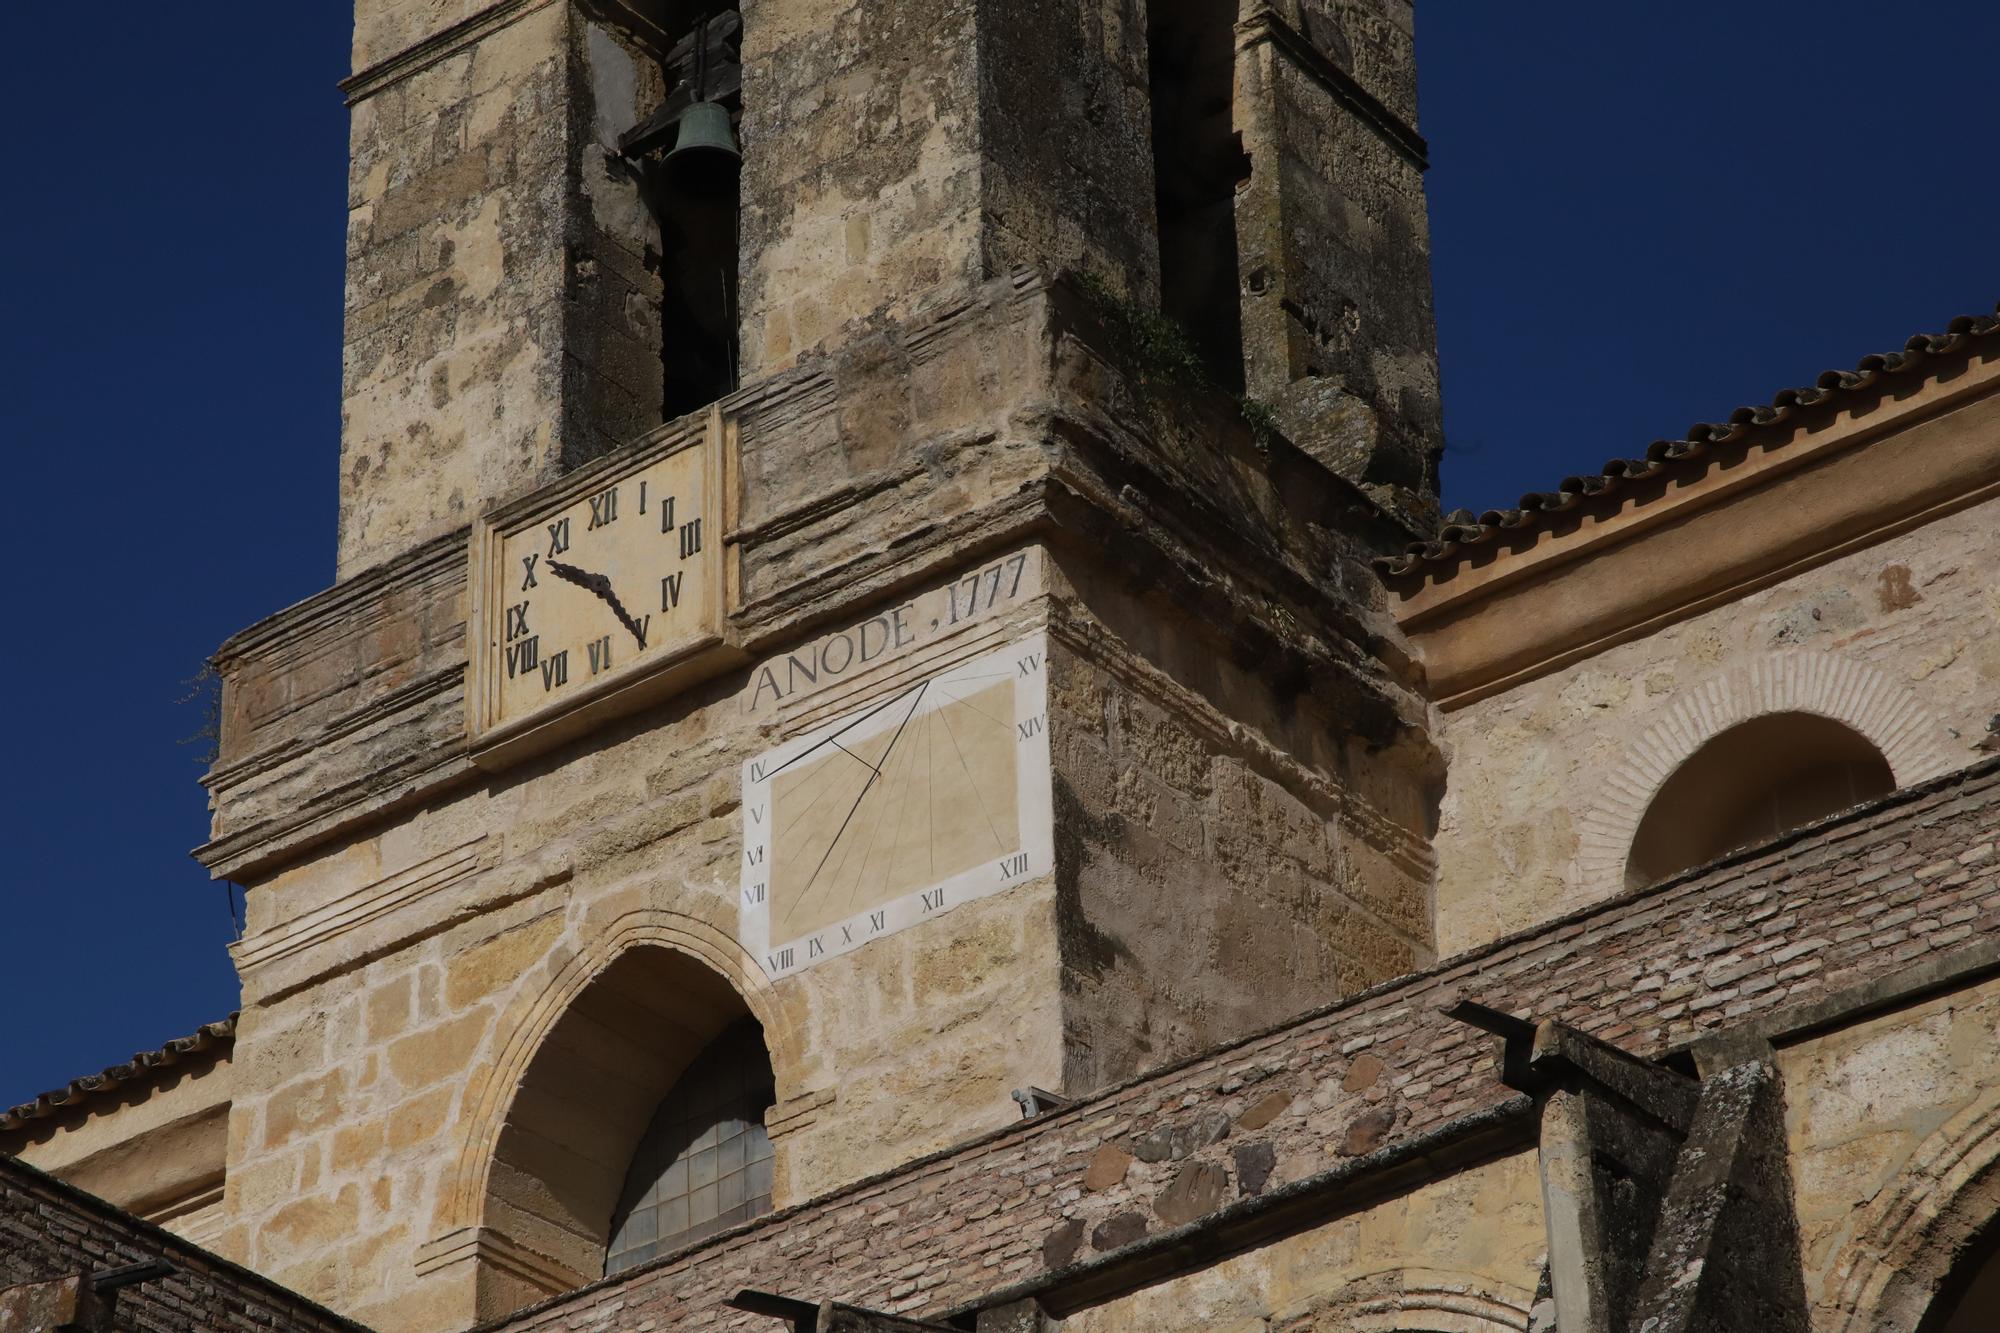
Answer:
(4, 1056, 233, 1247)
(1060, 1150, 1544, 1332)
(1433, 494, 2000, 956)
(1779, 972, 2000, 1331)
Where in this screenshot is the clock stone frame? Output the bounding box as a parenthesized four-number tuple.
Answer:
(467, 406, 741, 767)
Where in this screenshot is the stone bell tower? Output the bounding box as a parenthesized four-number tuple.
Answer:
(197, 0, 1446, 1327)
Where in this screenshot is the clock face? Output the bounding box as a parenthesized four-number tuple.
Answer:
(740, 633, 1054, 979)
(468, 421, 730, 757)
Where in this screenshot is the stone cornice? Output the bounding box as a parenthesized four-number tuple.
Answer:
(1237, 5, 1428, 172)
(1398, 354, 2000, 707)
(339, 0, 563, 106)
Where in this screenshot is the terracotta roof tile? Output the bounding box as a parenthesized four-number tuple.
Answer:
(0, 1014, 236, 1133)
(1378, 301, 2000, 580)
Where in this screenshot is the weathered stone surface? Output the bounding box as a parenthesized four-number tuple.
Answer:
(1081, 1144, 1131, 1192)
(1090, 1211, 1148, 1252)
(1233, 1142, 1276, 1197)
(1340, 1106, 1397, 1157)
(1237, 1088, 1294, 1131)
(1041, 1218, 1084, 1271)
(1154, 1161, 1227, 1228)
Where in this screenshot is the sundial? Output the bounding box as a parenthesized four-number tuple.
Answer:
(740, 633, 1054, 978)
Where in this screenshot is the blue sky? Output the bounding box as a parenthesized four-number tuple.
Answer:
(3, 4, 1996, 1108)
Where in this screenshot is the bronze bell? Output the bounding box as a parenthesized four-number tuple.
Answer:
(666, 100, 740, 167)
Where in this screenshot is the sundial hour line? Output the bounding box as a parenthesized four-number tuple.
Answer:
(758, 678, 926, 784)
(928, 682, 1014, 732)
(781, 680, 930, 932)
(932, 694, 1007, 856)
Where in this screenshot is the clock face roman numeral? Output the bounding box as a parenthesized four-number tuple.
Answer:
(505, 636, 539, 679)
(476, 431, 721, 748)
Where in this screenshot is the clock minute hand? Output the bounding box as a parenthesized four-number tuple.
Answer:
(546, 559, 650, 648)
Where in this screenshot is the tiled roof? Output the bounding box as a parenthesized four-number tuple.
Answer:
(1378, 301, 2000, 580)
(0, 1015, 236, 1134)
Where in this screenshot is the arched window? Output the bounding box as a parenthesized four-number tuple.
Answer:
(1624, 712, 1895, 889)
(605, 1018, 775, 1274)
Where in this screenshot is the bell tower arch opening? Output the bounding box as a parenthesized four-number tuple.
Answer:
(480, 944, 772, 1306)
(1146, 0, 1250, 392)
(1624, 711, 1896, 890)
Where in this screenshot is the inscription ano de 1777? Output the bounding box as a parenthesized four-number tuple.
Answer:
(743, 550, 1038, 716)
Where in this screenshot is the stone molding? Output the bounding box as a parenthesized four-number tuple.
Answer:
(230, 837, 490, 977)
(1286, 1269, 1535, 1332)
(1575, 650, 1959, 896)
(1821, 1085, 2000, 1332)
(1235, 5, 1428, 171)
(413, 1226, 587, 1298)
(339, 0, 562, 105)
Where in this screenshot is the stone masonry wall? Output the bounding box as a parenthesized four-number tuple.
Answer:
(478, 756, 2000, 1332)
(1435, 493, 2000, 956)
(1235, 0, 1441, 523)
(0, 1153, 360, 1333)
(1047, 557, 1434, 1093)
(205, 270, 1438, 1329)
(340, 1, 666, 577)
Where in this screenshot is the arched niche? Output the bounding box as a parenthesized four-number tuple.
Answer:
(1623, 711, 1895, 889)
(1577, 651, 1957, 896)
(480, 944, 767, 1305)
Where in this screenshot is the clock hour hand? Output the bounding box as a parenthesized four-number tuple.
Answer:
(546, 559, 650, 648)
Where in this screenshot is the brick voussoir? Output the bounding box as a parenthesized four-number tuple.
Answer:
(490, 757, 2000, 1333)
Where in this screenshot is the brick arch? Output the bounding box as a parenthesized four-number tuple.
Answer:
(1819, 1087, 2000, 1332)
(435, 909, 802, 1319)
(1575, 651, 1956, 895)
(1277, 1268, 1535, 1331)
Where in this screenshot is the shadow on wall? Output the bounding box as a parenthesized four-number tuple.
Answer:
(1624, 712, 1895, 891)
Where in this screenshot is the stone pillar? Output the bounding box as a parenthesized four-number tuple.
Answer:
(338, 0, 666, 577)
(1235, 0, 1443, 527)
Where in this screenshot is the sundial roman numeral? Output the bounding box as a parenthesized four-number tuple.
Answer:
(546, 518, 571, 556)
(587, 486, 618, 530)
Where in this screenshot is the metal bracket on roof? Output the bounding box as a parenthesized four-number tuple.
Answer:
(1010, 1087, 1072, 1119)
(730, 1290, 960, 1333)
